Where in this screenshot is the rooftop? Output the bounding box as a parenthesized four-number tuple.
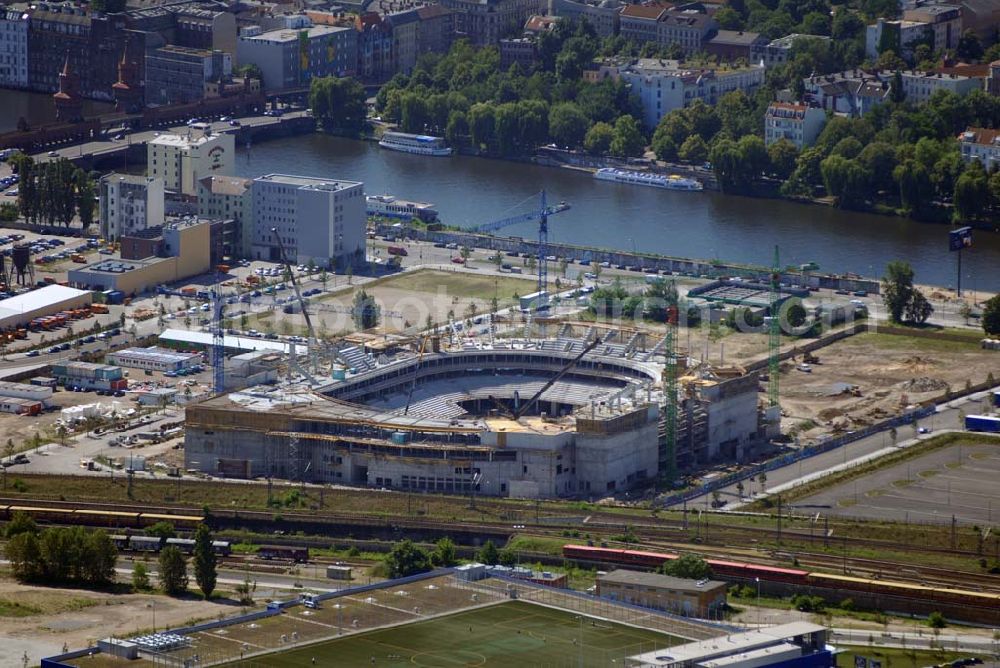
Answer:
(959, 127, 1000, 145)
(255, 173, 362, 191)
(767, 33, 830, 48)
(628, 622, 827, 667)
(199, 175, 252, 196)
(154, 44, 216, 57)
(708, 29, 762, 46)
(111, 347, 200, 363)
(149, 132, 225, 148)
(598, 569, 727, 592)
(242, 24, 351, 42)
(0, 285, 89, 320)
(620, 4, 667, 20)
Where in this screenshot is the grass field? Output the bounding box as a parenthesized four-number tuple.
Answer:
(834, 644, 976, 668)
(225, 601, 679, 667)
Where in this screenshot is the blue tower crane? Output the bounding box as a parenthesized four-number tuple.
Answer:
(155, 284, 225, 394)
(470, 191, 570, 304)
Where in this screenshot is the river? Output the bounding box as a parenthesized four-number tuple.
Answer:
(234, 134, 999, 291)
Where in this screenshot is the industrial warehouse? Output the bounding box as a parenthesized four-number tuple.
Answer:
(184, 331, 766, 497)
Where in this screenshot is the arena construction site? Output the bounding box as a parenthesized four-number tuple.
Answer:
(53, 571, 724, 667)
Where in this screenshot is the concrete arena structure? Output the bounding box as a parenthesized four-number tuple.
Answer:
(185, 342, 663, 498)
(184, 334, 764, 498)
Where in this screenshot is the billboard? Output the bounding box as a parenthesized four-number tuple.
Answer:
(949, 226, 972, 252)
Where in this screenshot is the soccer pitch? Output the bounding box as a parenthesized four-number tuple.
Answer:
(228, 600, 681, 667)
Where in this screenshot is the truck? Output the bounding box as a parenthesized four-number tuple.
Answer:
(387, 246, 408, 256)
(965, 415, 1000, 433)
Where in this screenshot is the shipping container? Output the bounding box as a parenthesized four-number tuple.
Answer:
(965, 415, 1000, 432)
(387, 246, 408, 256)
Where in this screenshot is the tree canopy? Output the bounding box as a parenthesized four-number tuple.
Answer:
(661, 554, 712, 580)
(385, 539, 432, 578)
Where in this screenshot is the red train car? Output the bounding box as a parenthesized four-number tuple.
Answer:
(562, 545, 678, 569)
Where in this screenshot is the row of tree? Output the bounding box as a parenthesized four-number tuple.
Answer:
(155, 524, 217, 598)
(10, 155, 96, 227)
(5, 513, 116, 586)
(383, 538, 522, 578)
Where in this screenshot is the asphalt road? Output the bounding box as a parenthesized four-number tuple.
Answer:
(679, 388, 995, 512)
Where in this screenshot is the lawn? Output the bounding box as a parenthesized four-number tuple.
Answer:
(834, 644, 979, 668)
(224, 601, 679, 667)
(389, 269, 543, 301)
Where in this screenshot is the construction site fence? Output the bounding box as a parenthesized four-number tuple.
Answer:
(661, 405, 935, 510)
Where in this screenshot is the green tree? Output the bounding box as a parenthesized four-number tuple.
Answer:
(953, 162, 989, 221)
(956, 31, 983, 61)
(6, 531, 42, 581)
(430, 537, 458, 567)
(75, 169, 95, 229)
(927, 611, 946, 628)
(477, 540, 500, 565)
(678, 135, 709, 164)
(882, 260, 915, 323)
(193, 524, 217, 599)
(144, 521, 176, 539)
(309, 76, 368, 134)
(584, 122, 615, 155)
(609, 114, 645, 158)
(468, 103, 496, 150)
(132, 562, 151, 591)
(905, 289, 933, 324)
(385, 539, 431, 578)
(767, 139, 798, 180)
(352, 289, 380, 330)
(158, 545, 189, 596)
(820, 155, 869, 209)
(661, 554, 712, 579)
(982, 294, 1000, 336)
(445, 110, 469, 147)
(4, 510, 37, 538)
(644, 279, 678, 323)
(548, 103, 588, 148)
(498, 548, 518, 567)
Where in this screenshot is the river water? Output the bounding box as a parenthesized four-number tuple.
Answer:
(234, 134, 999, 291)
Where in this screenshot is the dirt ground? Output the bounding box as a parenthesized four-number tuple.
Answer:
(0, 389, 130, 456)
(779, 332, 1000, 441)
(0, 578, 229, 667)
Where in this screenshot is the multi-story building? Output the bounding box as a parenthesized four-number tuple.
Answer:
(440, 0, 547, 46)
(704, 29, 767, 62)
(805, 68, 982, 117)
(619, 4, 664, 46)
(355, 13, 394, 83)
(386, 9, 420, 74)
(551, 0, 623, 38)
(251, 174, 365, 270)
(899, 69, 982, 105)
(237, 24, 357, 90)
(903, 4, 961, 52)
(148, 131, 235, 197)
(762, 33, 830, 68)
(126, 3, 237, 63)
(499, 37, 537, 69)
(27, 3, 143, 101)
(0, 6, 29, 89)
(763, 102, 827, 149)
(100, 174, 166, 241)
(145, 45, 232, 106)
(197, 175, 254, 258)
(865, 19, 932, 60)
(958, 127, 1000, 170)
(619, 58, 766, 129)
(415, 4, 454, 57)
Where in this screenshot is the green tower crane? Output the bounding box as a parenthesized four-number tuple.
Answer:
(660, 305, 679, 489)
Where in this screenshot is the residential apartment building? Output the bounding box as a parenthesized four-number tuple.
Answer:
(619, 58, 765, 128)
(865, 19, 931, 60)
(355, 13, 394, 82)
(237, 24, 357, 91)
(619, 4, 665, 46)
(0, 7, 29, 89)
(704, 30, 766, 62)
(762, 33, 829, 68)
(197, 175, 254, 258)
(805, 68, 982, 117)
(126, 3, 237, 64)
(551, 0, 623, 38)
(620, 5, 716, 55)
(145, 45, 232, 106)
(958, 127, 1000, 170)
(764, 102, 827, 149)
(100, 174, 166, 241)
(148, 131, 235, 197)
(251, 174, 365, 270)
(903, 4, 961, 51)
(386, 9, 420, 74)
(415, 4, 454, 56)
(27, 3, 144, 101)
(440, 0, 547, 46)
(500, 37, 536, 69)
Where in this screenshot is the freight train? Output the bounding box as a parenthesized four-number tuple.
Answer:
(111, 534, 231, 556)
(562, 545, 1000, 611)
(0, 504, 205, 530)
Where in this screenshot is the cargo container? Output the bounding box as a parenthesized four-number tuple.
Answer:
(965, 415, 1000, 432)
(387, 246, 408, 256)
(91, 304, 109, 314)
(519, 291, 549, 311)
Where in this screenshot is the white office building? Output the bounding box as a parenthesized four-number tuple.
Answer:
(0, 7, 29, 89)
(619, 58, 765, 129)
(251, 174, 365, 270)
(764, 102, 827, 149)
(147, 131, 235, 197)
(99, 174, 165, 241)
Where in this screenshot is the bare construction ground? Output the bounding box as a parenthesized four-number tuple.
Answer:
(793, 440, 1000, 525)
(778, 332, 1000, 441)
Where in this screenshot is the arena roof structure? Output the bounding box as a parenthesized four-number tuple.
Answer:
(159, 328, 290, 353)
